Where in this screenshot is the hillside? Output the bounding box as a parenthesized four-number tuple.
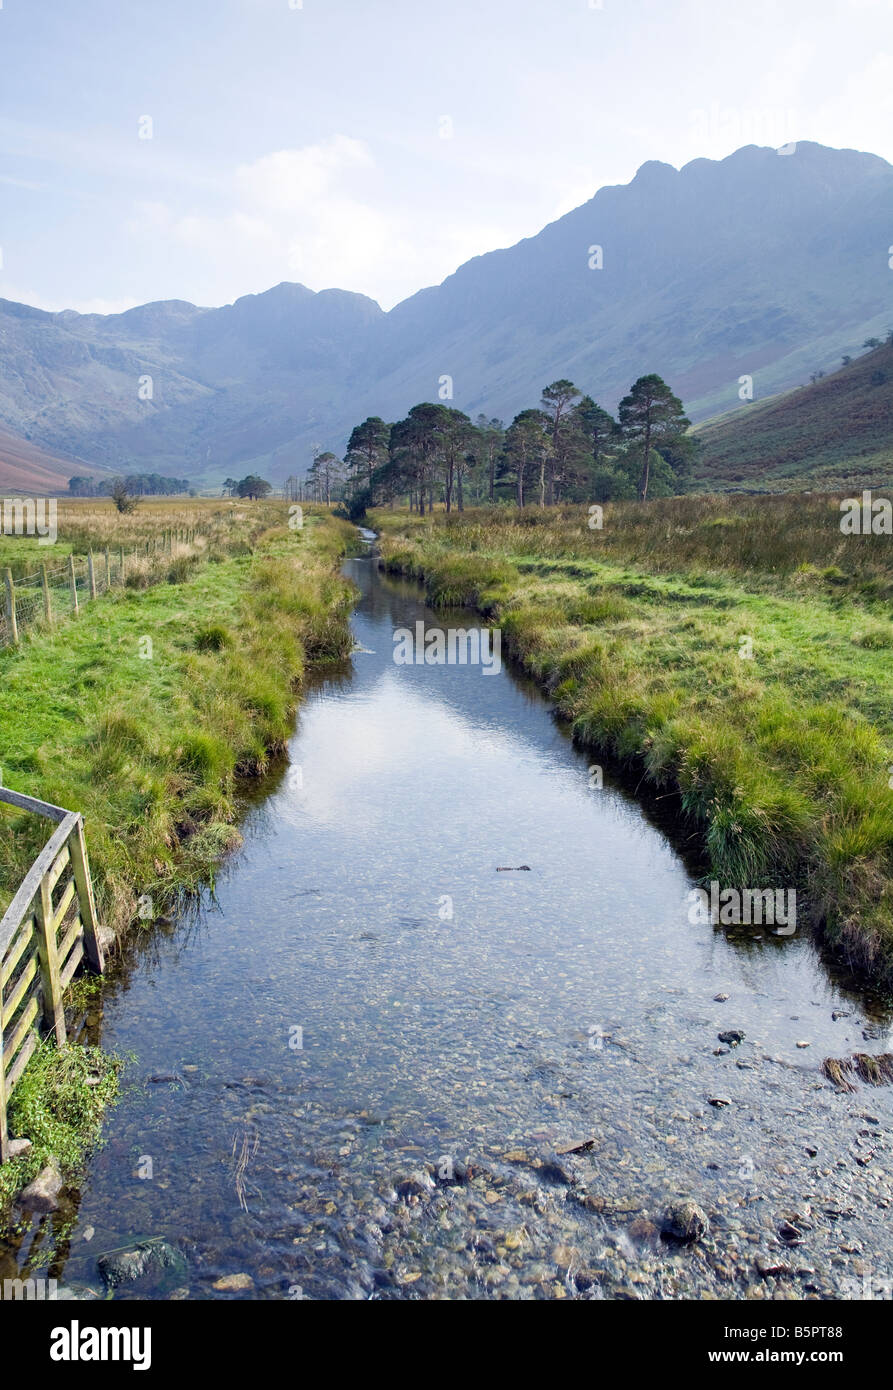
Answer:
(1, 142, 892, 486)
(693, 341, 893, 492)
(0, 425, 104, 494)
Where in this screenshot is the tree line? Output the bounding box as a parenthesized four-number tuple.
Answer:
(311, 374, 692, 515)
(68, 473, 193, 497)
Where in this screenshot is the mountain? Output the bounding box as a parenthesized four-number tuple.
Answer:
(0, 286, 384, 486)
(693, 340, 893, 492)
(2, 141, 892, 490)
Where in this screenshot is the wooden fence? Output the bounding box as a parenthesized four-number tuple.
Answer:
(0, 788, 105, 1163)
(0, 528, 199, 652)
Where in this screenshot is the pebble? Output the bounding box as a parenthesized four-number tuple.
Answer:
(212, 1273, 255, 1292)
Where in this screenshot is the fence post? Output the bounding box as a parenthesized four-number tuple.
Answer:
(119, 547, 125, 583)
(34, 874, 66, 1045)
(104, 548, 111, 589)
(0, 1018, 8, 1161)
(87, 550, 97, 600)
(3, 569, 18, 646)
(68, 554, 79, 613)
(41, 563, 52, 626)
(70, 815, 104, 972)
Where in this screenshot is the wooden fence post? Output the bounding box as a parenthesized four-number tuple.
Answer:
(34, 875, 66, 1045)
(119, 547, 125, 583)
(0, 1017, 8, 1161)
(87, 550, 97, 600)
(68, 554, 79, 613)
(3, 569, 18, 646)
(70, 815, 104, 972)
(41, 563, 52, 626)
(104, 548, 111, 589)
(0, 1018, 8, 1160)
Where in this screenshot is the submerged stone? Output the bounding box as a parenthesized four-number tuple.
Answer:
(97, 1239, 187, 1292)
(662, 1199, 709, 1243)
(19, 1160, 63, 1213)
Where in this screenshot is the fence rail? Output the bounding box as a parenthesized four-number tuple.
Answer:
(0, 788, 105, 1162)
(0, 528, 199, 652)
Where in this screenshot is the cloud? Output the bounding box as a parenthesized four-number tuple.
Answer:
(123, 136, 519, 310)
(0, 283, 141, 316)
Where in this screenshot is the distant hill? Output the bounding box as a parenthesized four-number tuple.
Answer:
(693, 341, 893, 492)
(1, 141, 892, 486)
(0, 426, 106, 495)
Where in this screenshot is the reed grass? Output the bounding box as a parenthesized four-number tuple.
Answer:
(374, 498, 893, 989)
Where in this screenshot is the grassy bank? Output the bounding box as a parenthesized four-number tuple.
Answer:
(0, 502, 356, 1213)
(373, 498, 893, 989)
(1, 505, 356, 927)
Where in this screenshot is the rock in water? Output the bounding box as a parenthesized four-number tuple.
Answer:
(212, 1273, 254, 1292)
(395, 1171, 435, 1202)
(19, 1160, 63, 1213)
(662, 1199, 708, 1244)
(98, 1239, 187, 1292)
(718, 1030, 745, 1046)
(536, 1153, 575, 1186)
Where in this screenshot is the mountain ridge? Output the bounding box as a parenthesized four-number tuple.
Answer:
(2, 141, 892, 489)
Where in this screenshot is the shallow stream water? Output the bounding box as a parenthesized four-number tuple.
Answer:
(3, 540, 892, 1300)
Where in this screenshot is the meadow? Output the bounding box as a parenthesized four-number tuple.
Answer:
(0, 499, 356, 930)
(0, 498, 356, 1209)
(374, 495, 893, 989)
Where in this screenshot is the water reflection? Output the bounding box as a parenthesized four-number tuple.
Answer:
(3, 552, 891, 1301)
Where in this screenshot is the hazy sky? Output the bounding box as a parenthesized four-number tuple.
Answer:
(1, 0, 892, 314)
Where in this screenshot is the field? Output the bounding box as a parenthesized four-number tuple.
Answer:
(374, 496, 893, 988)
(0, 498, 356, 931)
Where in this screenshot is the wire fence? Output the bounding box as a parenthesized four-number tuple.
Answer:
(0, 528, 202, 652)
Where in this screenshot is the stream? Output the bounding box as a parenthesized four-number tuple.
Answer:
(3, 536, 893, 1301)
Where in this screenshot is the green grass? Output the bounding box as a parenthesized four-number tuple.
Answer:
(0, 507, 356, 1220)
(0, 509, 356, 934)
(0, 1034, 124, 1220)
(0, 511, 354, 934)
(373, 499, 893, 988)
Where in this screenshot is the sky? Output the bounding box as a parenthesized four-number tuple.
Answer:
(1, 0, 892, 315)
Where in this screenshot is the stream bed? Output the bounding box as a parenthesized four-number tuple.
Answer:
(3, 541, 893, 1300)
